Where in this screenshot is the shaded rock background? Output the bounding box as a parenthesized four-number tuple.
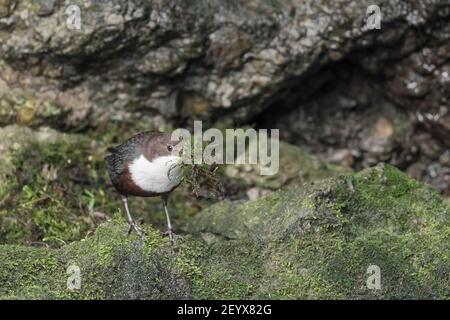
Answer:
(0, 0, 450, 299)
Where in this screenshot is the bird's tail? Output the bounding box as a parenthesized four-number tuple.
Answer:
(104, 147, 117, 161)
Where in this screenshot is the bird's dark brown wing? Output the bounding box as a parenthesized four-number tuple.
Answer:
(105, 131, 163, 183)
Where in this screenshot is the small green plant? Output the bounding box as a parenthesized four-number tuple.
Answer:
(84, 189, 96, 216)
(177, 138, 224, 199)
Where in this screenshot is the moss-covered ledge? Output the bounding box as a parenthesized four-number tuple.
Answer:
(1, 165, 449, 299)
(0, 218, 201, 299)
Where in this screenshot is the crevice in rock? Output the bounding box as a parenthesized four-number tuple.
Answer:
(255, 44, 450, 195)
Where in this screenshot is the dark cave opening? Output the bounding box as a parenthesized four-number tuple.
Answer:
(254, 59, 450, 196)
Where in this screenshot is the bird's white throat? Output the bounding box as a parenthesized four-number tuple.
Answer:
(129, 155, 182, 193)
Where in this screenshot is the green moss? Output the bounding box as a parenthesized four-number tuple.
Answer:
(0, 215, 200, 299)
(17, 0, 40, 13)
(0, 125, 351, 249)
(0, 126, 115, 247)
(225, 141, 350, 190)
(0, 125, 211, 247)
(1, 130, 449, 299)
(187, 164, 450, 299)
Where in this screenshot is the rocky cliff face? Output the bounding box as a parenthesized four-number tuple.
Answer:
(1, 0, 449, 194)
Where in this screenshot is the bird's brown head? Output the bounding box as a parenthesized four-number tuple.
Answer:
(142, 132, 183, 161)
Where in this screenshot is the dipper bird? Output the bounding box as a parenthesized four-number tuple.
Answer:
(105, 132, 183, 244)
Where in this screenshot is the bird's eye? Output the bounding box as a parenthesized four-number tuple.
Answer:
(167, 145, 173, 152)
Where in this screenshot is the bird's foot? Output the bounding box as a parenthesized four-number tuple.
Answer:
(127, 220, 145, 237)
(160, 229, 182, 245)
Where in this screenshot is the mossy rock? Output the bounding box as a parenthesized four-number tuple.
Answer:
(190, 164, 450, 299)
(0, 125, 204, 247)
(1, 165, 449, 299)
(0, 125, 115, 247)
(225, 141, 350, 190)
(0, 125, 346, 248)
(0, 216, 195, 299)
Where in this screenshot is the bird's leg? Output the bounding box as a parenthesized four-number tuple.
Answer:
(121, 196, 143, 236)
(161, 194, 174, 246)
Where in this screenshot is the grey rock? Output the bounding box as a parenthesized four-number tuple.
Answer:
(0, 0, 447, 128)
